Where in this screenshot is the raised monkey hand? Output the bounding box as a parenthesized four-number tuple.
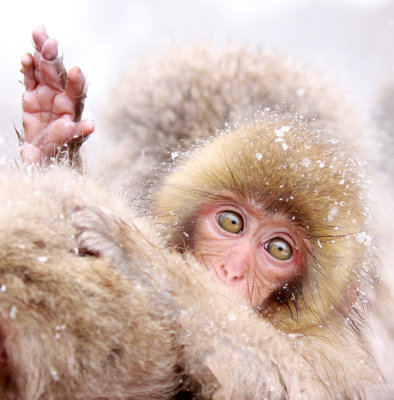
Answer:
(21, 26, 95, 167)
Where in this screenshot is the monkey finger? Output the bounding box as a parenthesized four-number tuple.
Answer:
(32, 29, 67, 91)
(65, 66, 87, 121)
(21, 53, 37, 91)
(41, 38, 59, 62)
(22, 118, 94, 163)
(32, 25, 50, 53)
(39, 51, 67, 91)
(76, 119, 95, 139)
(44, 118, 94, 144)
(46, 118, 95, 145)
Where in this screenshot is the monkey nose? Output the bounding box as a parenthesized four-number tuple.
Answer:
(220, 261, 248, 283)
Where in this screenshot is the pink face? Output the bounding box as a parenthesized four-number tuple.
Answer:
(193, 201, 304, 308)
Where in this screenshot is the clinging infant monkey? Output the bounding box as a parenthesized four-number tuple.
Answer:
(0, 26, 383, 399)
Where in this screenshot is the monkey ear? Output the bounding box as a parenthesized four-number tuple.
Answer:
(66, 199, 131, 274)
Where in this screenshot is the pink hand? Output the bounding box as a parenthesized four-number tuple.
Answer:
(21, 26, 94, 165)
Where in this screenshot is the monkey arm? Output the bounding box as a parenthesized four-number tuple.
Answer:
(0, 168, 180, 400)
(20, 26, 94, 168)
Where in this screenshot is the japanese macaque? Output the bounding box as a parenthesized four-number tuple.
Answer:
(0, 168, 380, 400)
(0, 26, 385, 398)
(152, 115, 373, 332)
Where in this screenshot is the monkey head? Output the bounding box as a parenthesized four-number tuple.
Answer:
(153, 112, 373, 331)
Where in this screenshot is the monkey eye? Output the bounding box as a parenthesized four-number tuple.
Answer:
(217, 211, 244, 234)
(264, 237, 293, 260)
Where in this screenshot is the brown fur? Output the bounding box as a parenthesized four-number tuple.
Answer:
(5, 40, 388, 398)
(97, 44, 384, 397)
(153, 112, 373, 334)
(0, 168, 381, 399)
(0, 169, 180, 400)
(99, 44, 375, 193)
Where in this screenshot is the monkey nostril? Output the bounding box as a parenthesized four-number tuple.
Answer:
(223, 265, 246, 282)
(219, 264, 227, 275)
(222, 265, 229, 279)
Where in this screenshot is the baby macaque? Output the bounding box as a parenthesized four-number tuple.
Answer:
(0, 167, 379, 400)
(152, 114, 372, 332)
(4, 26, 384, 399)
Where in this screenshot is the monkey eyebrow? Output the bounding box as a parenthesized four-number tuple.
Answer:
(165, 183, 238, 203)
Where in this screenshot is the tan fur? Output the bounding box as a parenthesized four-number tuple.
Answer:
(0, 168, 381, 399)
(0, 168, 180, 400)
(99, 44, 375, 193)
(5, 41, 388, 398)
(153, 112, 373, 334)
(96, 44, 385, 397)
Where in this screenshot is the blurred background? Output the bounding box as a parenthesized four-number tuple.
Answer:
(0, 0, 393, 160)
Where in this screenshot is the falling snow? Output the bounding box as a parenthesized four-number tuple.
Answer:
(356, 232, 373, 246)
(228, 314, 237, 321)
(50, 368, 59, 381)
(9, 306, 17, 319)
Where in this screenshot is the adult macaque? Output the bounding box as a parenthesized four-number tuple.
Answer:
(0, 26, 384, 398)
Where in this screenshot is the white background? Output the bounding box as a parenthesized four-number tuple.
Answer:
(0, 0, 393, 160)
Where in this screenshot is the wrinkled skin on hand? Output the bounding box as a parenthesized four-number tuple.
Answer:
(21, 26, 95, 165)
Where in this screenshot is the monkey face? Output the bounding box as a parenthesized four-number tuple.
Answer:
(193, 201, 304, 308)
